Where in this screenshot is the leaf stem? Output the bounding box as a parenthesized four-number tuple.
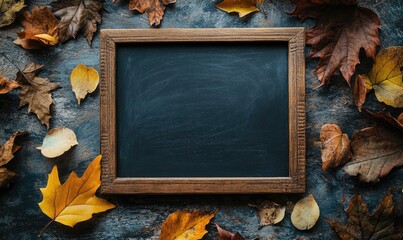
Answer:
(38, 219, 54, 238)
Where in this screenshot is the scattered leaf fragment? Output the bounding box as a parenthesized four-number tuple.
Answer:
(159, 209, 217, 240)
(365, 110, 403, 132)
(0, 132, 25, 188)
(13, 6, 59, 49)
(0, 76, 19, 94)
(38, 155, 115, 236)
(343, 125, 403, 182)
(70, 64, 99, 105)
(356, 46, 403, 108)
(291, 194, 320, 230)
(319, 124, 352, 171)
(216, 0, 264, 18)
(290, 0, 380, 85)
(0, 0, 25, 28)
(249, 200, 285, 227)
(37, 127, 78, 158)
(327, 190, 402, 240)
(353, 75, 368, 112)
(50, 0, 103, 45)
(114, 0, 176, 26)
(215, 224, 248, 240)
(16, 62, 59, 128)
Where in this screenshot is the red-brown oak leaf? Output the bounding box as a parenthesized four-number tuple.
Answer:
(327, 190, 402, 240)
(290, 0, 380, 86)
(51, 0, 103, 45)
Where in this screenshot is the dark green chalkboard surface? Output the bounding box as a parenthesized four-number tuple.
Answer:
(116, 42, 289, 178)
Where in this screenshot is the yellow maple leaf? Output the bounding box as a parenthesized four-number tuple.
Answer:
(216, 0, 264, 18)
(38, 155, 115, 236)
(159, 209, 217, 240)
(70, 64, 99, 105)
(358, 46, 403, 108)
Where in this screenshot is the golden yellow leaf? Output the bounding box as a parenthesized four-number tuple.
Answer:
(358, 46, 403, 108)
(159, 209, 217, 240)
(215, 0, 263, 18)
(38, 155, 115, 236)
(37, 127, 78, 158)
(70, 64, 99, 105)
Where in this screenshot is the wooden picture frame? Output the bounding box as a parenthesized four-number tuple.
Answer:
(100, 28, 306, 194)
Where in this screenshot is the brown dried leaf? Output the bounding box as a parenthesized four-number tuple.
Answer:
(16, 62, 59, 128)
(0, 132, 25, 188)
(327, 190, 402, 240)
(353, 75, 368, 112)
(0, 76, 19, 94)
(291, 194, 320, 230)
(249, 200, 285, 226)
(343, 125, 403, 182)
(290, 0, 380, 85)
(51, 0, 103, 45)
(319, 124, 352, 171)
(215, 224, 246, 240)
(13, 6, 59, 49)
(0, 0, 25, 28)
(365, 110, 403, 132)
(120, 0, 176, 26)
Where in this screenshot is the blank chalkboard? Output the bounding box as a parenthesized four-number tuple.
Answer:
(100, 28, 306, 194)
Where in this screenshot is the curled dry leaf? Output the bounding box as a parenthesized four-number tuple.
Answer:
(159, 209, 217, 240)
(70, 64, 99, 105)
(115, 0, 176, 26)
(290, 0, 380, 85)
(215, 0, 264, 18)
(16, 62, 59, 128)
(50, 0, 103, 45)
(353, 75, 368, 112)
(343, 125, 403, 182)
(0, 132, 25, 188)
(0, 76, 19, 94)
(38, 155, 115, 236)
(215, 224, 249, 240)
(13, 6, 59, 49)
(327, 190, 402, 240)
(37, 127, 78, 158)
(249, 200, 285, 227)
(319, 124, 352, 171)
(355, 46, 403, 108)
(0, 0, 25, 28)
(365, 110, 403, 132)
(291, 194, 320, 230)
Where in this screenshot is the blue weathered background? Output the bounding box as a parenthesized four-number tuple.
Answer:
(0, 0, 402, 239)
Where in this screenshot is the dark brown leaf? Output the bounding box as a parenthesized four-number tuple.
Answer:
(215, 224, 259, 240)
(0, 132, 24, 188)
(13, 6, 59, 49)
(51, 0, 103, 45)
(248, 200, 285, 226)
(319, 124, 352, 171)
(290, 0, 380, 85)
(327, 190, 402, 240)
(343, 125, 403, 182)
(0, 76, 19, 94)
(364, 110, 403, 132)
(16, 62, 59, 128)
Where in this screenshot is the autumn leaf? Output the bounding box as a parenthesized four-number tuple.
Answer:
(115, 0, 176, 26)
(364, 109, 403, 132)
(50, 0, 103, 45)
(290, 0, 380, 85)
(159, 209, 217, 240)
(327, 190, 402, 240)
(319, 124, 352, 171)
(37, 127, 78, 158)
(13, 6, 59, 49)
(38, 155, 115, 236)
(16, 62, 59, 128)
(0, 76, 19, 94)
(291, 194, 320, 230)
(215, 224, 249, 240)
(0, 132, 25, 188)
(0, 0, 25, 28)
(343, 125, 403, 182)
(70, 64, 99, 105)
(248, 200, 285, 227)
(215, 0, 264, 18)
(355, 46, 403, 108)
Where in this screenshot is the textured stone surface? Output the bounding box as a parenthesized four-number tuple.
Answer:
(0, 0, 402, 239)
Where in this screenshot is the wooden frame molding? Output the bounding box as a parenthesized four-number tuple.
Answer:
(100, 28, 306, 194)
